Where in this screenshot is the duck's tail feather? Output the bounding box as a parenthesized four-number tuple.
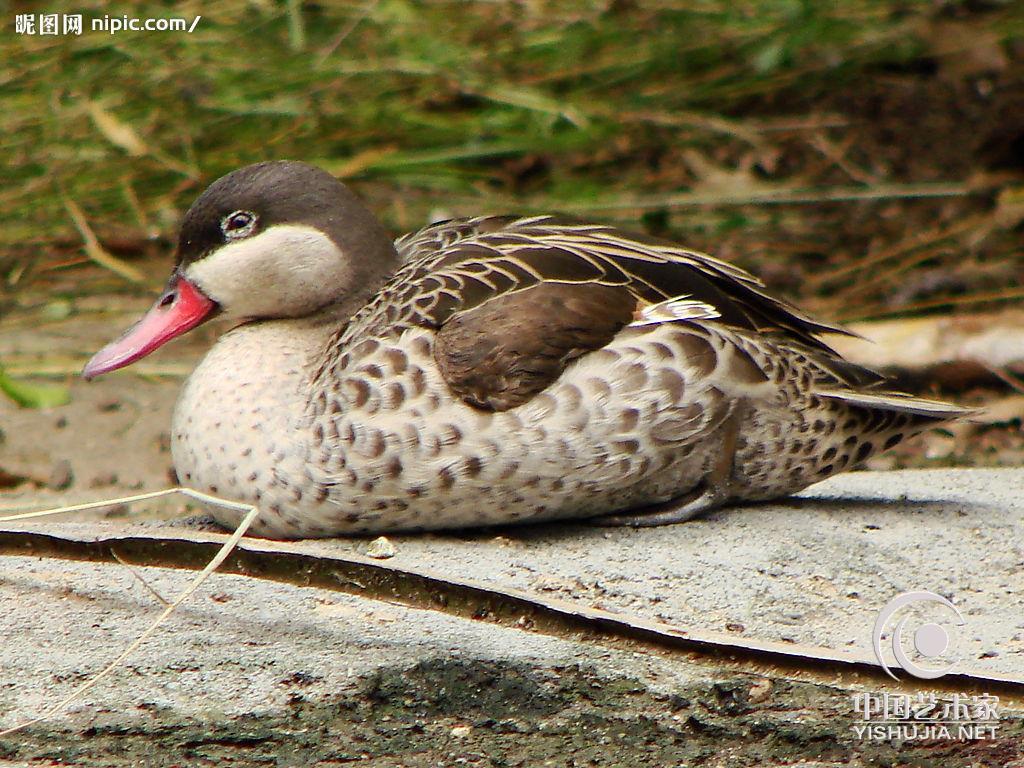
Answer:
(817, 390, 978, 423)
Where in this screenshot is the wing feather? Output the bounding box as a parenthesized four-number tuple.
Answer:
(333, 215, 858, 411)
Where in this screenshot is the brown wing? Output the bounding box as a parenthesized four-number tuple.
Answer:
(433, 282, 635, 410)
(390, 216, 851, 340)
(341, 215, 864, 411)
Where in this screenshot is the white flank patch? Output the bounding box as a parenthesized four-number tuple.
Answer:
(629, 297, 721, 327)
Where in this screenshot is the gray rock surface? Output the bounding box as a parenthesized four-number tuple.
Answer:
(0, 469, 1022, 766)
(325, 467, 1024, 679)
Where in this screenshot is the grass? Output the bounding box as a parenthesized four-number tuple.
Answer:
(2, 0, 1022, 318)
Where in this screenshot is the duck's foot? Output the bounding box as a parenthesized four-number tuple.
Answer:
(162, 511, 223, 531)
(591, 484, 727, 527)
(593, 400, 742, 528)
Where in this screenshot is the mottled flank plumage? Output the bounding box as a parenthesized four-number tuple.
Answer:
(85, 161, 972, 539)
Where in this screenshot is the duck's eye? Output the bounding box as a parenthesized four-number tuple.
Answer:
(221, 210, 257, 239)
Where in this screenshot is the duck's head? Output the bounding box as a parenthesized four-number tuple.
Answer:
(83, 161, 398, 379)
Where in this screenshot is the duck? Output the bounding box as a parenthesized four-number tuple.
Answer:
(83, 160, 970, 539)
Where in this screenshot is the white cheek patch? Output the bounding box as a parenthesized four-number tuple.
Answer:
(185, 225, 351, 318)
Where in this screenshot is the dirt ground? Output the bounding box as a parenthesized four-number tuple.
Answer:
(1, 301, 205, 508)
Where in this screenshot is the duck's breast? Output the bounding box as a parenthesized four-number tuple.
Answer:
(170, 320, 326, 535)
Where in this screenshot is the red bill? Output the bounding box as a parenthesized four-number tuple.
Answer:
(83, 275, 217, 379)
